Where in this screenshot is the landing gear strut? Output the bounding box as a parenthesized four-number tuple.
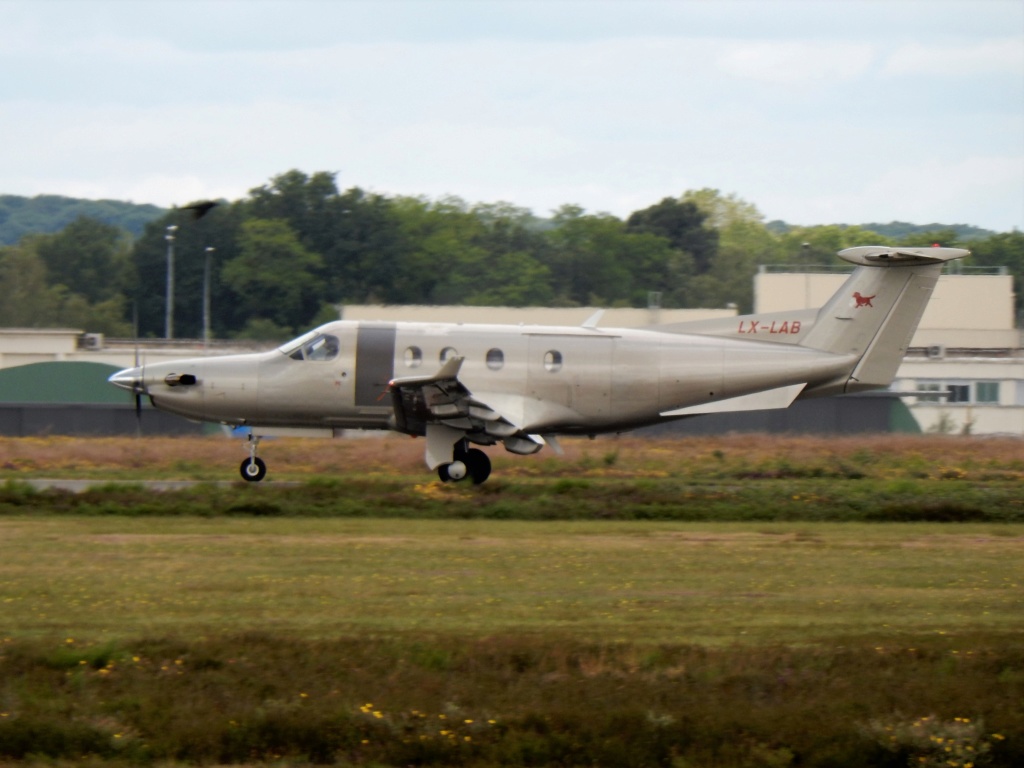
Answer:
(438, 442, 491, 485)
(240, 435, 267, 482)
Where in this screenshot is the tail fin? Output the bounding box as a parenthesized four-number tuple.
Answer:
(800, 246, 968, 393)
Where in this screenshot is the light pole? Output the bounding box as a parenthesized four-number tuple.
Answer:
(164, 225, 178, 339)
(203, 246, 215, 348)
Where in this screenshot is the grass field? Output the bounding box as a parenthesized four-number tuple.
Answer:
(0, 434, 1022, 766)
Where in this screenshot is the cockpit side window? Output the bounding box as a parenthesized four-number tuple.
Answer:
(282, 333, 340, 361)
(303, 334, 340, 361)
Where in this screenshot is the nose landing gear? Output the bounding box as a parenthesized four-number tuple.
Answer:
(240, 435, 267, 482)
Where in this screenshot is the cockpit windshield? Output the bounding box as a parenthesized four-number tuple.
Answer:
(279, 331, 340, 362)
(278, 330, 319, 356)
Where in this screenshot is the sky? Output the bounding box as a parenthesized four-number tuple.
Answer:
(2, 0, 1022, 231)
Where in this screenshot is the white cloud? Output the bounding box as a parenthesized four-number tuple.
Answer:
(715, 41, 876, 85)
(882, 38, 1024, 76)
(0, 1, 1020, 231)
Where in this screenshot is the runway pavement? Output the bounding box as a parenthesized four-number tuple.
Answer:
(20, 478, 288, 492)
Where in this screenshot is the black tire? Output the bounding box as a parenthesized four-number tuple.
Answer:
(240, 457, 267, 482)
(463, 448, 491, 484)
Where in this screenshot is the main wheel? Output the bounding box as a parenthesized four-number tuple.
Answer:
(240, 457, 267, 482)
(437, 460, 467, 483)
(463, 448, 491, 484)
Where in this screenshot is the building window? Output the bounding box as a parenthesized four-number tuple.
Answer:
(486, 348, 504, 370)
(975, 381, 1000, 403)
(440, 347, 459, 363)
(947, 385, 970, 403)
(543, 350, 563, 373)
(915, 383, 943, 403)
(404, 346, 422, 368)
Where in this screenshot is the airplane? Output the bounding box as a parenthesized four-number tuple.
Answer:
(109, 245, 968, 483)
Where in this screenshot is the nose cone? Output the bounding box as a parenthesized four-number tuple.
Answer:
(108, 366, 144, 393)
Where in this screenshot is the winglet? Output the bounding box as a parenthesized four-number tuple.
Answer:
(581, 310, 604, 328)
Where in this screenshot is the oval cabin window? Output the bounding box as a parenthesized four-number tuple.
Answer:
(404, 346, 423, 368)
(543, 350, 563, 372)
(486, 348, 504, 370)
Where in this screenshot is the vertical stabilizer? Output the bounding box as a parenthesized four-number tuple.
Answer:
(799, 246, 968, 393)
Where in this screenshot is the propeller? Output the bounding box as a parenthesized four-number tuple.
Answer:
(132, 302, 142, 436)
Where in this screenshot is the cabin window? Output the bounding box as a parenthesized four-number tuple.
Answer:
(543, 350, 563, 373)
(440, 347, 459, 363)
(404, 346, 423, 368)
(486, 348, 504, 370)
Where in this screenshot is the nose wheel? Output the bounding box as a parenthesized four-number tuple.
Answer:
(240, 435, 267, 482)
(240, 456, 267, 482)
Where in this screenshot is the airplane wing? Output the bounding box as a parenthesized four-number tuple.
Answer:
(388, 357, 549, 463)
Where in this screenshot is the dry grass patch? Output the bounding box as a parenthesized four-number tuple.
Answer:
(0, 433, 1021, 483)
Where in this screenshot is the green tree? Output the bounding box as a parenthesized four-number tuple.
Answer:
(775, 225, 893, 266)
(626, 197, 718, 274)
(221, 218, 324, 335)
(0, 243, 131, 334)
(897, 228, 961, 249)
(0, 245, 61, 326)
(385, 196, 480, 304)
(245, 170, 340, 249)
(545, 206, 631, 305)
(680, 189, 780, 311)
(33, 216, 133, 303)
(323, 187, 406, 304)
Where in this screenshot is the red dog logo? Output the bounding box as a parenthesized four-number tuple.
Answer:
(852, 292, 875, 308)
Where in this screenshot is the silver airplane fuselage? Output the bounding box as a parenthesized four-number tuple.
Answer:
(119, 321, 853, 435)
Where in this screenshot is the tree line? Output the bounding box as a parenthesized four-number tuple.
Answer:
(1, 170, 1021, 340)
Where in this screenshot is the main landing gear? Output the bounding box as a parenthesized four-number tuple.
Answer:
(438, 443, 491, 485)
(240, 435, 267, 482)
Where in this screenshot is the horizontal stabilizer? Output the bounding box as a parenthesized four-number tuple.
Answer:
(661, 383, 806, 417)
(838, 246, 970, 267)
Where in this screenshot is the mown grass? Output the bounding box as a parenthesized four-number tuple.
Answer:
(0, 434, 1021, 765)
(3, 518, 1022, 644)
(1, 518, 1023, 765)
